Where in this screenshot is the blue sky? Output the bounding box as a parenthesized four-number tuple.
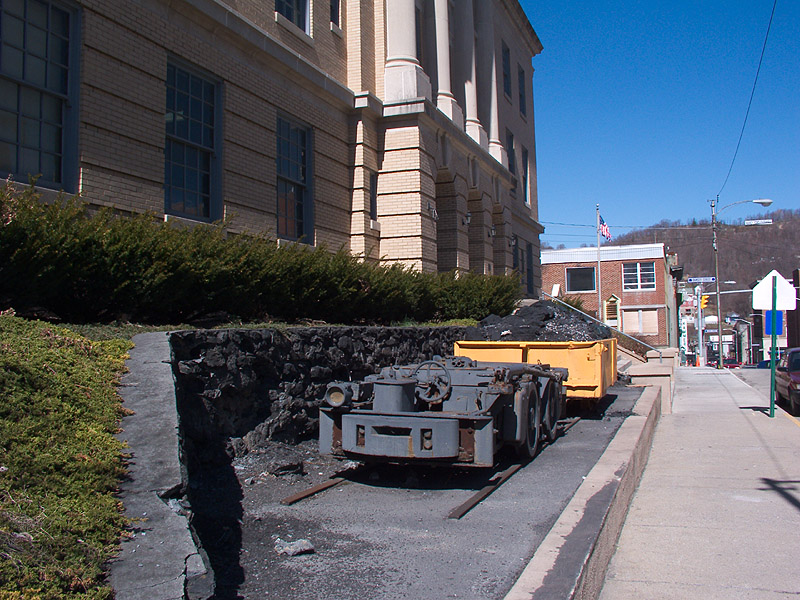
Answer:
(521, 0, 799, 248)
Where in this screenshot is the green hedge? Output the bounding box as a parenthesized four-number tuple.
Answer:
(0, 182, 521, 324)
(0, 314, 131, 599)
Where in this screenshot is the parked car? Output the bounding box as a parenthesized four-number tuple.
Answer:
(775, 348, 800, 416)
(723, 359, 741, 369)
(757, 359, 771, 369)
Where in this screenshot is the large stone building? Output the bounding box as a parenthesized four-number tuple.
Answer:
(0, 0, 545, 294)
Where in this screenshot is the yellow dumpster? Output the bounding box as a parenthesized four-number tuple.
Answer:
(453, 338, 617, 400)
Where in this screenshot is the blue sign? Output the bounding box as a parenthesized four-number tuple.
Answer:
(764, 310, 784, 336)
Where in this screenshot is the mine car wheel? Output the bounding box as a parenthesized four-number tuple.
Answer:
(541, 383, 560, 444)
(519, 387, 542, 460)
(412, 360, 452, 404)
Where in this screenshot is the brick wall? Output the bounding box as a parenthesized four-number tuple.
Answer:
(74, 0, 353, 248)
(542, 256, 670, 346)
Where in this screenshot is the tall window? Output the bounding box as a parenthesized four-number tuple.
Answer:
(505, 129, 515, 175)
(512, 237, 519, 271)
(368, 169, 378, 221)
(623, 261, 656, 290)
(501, 41, 511, 97)
(0, 0, 76, 189)
(165, 62, 218, 220)
(277, 115, 312, 242)
(518, 64, 526, 116)
(276, 0, 307, 31)
(521, 146, 529, 204)
(566, 267, 595, 292)
(330, 0, 339, 26)
(526, 242, 534, 294)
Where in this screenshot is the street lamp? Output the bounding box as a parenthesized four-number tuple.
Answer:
(710, 196, 773, 368)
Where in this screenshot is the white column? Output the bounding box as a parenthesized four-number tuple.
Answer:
(434, 0, 464, 127)
(457, 0, 487, 148)
(474, 0, 503, 162)
(384, 0, 432, 102)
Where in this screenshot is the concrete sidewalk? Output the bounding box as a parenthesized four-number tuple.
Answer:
(600, 367, 800, 599)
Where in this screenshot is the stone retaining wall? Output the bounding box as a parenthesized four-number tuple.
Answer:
(169, 326, 466, 465)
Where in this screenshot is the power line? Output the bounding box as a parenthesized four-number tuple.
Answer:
(541, 221, 710, 231)
(717, 0, 778, 196)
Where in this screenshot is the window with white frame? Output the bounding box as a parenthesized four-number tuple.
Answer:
(276, 115, 312, 242)
(622, 309, 658, 335)
(566, 267, 595, 292)
(276, 0, 307, 32)
(0, 0, 77, 190)
(164, 62, 219, 220)
(623, 261, 656, 290)
(604, 296, 619, 323)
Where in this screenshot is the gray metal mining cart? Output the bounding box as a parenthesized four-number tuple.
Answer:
(319, 356, 568, 467)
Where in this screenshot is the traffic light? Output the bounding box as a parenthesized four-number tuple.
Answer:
(700, 295, 710, 309)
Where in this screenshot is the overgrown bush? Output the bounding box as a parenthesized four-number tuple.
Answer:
(0, 182, 521, 324)
(0, 313, 131, 599)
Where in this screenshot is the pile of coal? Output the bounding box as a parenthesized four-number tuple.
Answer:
(463, 300, 611, 342)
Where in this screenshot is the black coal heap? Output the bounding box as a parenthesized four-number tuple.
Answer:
(464, 300, 611, 342)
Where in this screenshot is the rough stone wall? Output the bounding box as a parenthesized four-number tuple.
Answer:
(170, 325, 466, 465)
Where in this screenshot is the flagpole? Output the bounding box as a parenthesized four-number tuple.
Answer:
(596, 204, 602, 321)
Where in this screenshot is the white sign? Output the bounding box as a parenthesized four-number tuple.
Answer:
(745, 219, 772, 226)
(687, 276, 716, 283)
(752, 270, 797, 310)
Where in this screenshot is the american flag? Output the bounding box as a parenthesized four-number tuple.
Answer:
(599, 215, 612, 240)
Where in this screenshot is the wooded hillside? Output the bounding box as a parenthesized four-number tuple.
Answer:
(607, 209, 799, 320)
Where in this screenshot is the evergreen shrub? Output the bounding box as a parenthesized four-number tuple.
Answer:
(0, 182, 520, 324)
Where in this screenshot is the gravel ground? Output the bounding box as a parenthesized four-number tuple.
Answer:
(189, 384, 643, 600)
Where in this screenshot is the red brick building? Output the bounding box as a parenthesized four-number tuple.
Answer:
(541, 243, 680, 348)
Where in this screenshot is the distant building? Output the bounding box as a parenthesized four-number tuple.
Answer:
(541, 243, 680, 348)
(0, 0, 544, 293)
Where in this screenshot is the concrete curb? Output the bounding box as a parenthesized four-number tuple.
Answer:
(109, 333, 211, 600)
(504, 385, 662, 600)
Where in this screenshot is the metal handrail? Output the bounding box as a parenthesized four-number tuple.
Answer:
(539, 292, 663, 363)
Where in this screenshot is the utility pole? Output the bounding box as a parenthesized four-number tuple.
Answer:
(696, 285, 704, 366)
(711, 196, 723, 368)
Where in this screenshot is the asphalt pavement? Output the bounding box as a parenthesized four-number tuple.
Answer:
(110, 333, 652, 600)
(599, 367, 800, 599)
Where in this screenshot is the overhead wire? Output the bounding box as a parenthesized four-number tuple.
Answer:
(717, 0, 778, 196)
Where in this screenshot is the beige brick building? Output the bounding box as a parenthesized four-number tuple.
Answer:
(0, 0, 545, 294)
(541, 244, 681, 348)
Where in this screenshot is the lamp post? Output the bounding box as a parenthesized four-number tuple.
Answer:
(710, 196, 773, 368)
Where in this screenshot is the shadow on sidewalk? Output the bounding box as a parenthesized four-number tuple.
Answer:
(740, 406, 770, 415)
(760, 478, 800, 514)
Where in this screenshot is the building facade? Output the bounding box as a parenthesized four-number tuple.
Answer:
(541, 243, 680, 348)
(0, 0, 544, 293)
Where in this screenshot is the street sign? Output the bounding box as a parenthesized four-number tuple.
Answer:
(687, 276, 716, 283)
(745, 219, 772, 226)
(764, 310, 784, 336)
(752, 270, 797, 310)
